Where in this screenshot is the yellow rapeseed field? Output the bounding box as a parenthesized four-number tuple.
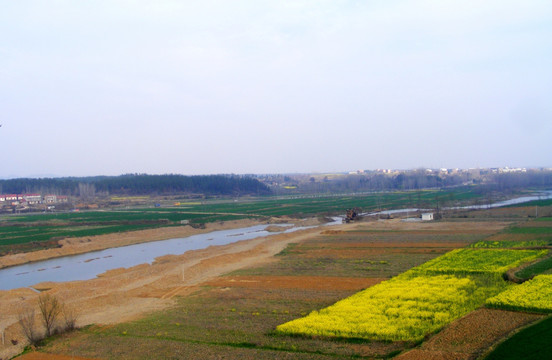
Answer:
(486, 274, 552, 313)
(277, 249, 547, 341)
(411, 249, 548, 275)
(276, 274, 501, 341)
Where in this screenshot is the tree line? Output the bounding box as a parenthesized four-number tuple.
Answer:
(270, 169, 552, 195)
(0, 174, 271, 197)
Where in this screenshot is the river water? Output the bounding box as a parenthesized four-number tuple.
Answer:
(364, 190, 552, 216)
(0, 224, 309, 291)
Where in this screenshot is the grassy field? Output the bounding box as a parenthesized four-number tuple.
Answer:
(516, 256, 552, 278)
(0, 187, 488, 255)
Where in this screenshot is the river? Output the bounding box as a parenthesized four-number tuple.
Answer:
(364, 190, 552, 216)
(0, 224, 308, 291)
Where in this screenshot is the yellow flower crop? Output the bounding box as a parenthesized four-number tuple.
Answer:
(276, 249, 546, 342)
(411, 249, 548, 275)
(486, 275, 552, 313)
(276, 274, 494, 341)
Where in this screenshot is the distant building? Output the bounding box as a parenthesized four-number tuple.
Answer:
(422, 213, 434, 221)
(23, 194, 41, 204)
(45, 195, 68, 203)
(45, 195, 57, 203)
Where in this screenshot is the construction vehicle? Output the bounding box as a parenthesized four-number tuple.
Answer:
(344, 208, 361, 223)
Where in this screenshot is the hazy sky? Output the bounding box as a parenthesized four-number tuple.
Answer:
(1, 1, 551, 178)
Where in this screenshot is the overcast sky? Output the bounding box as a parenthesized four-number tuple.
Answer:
(1, 1, 551, 178)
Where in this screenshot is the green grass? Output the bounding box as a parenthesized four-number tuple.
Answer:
(507, 198, 552, 207)
(484, 316, 552, 360)
(505, 227, 552, 235)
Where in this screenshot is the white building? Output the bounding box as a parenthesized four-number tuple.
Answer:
(422, 213, 434, 221)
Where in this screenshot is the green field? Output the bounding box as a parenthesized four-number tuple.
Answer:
(484, 316, 552, 360)
(515, 256, 552, 278)
(0, 187, 487, 255)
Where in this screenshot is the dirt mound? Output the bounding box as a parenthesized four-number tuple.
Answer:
(264, 225, 291, 232)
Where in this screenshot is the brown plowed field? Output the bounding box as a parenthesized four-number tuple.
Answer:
(395, 309, 544, 360)
(204, 275, 384, 291)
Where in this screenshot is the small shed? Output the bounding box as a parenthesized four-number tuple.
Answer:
(421, 212, 434, 221)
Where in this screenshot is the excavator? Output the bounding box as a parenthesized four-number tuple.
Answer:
(344, 208, 361, 223)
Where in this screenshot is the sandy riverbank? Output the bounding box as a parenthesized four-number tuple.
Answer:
(0, 218, 332, 359)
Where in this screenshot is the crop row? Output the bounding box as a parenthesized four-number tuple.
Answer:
(486, 275, 552, 313)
